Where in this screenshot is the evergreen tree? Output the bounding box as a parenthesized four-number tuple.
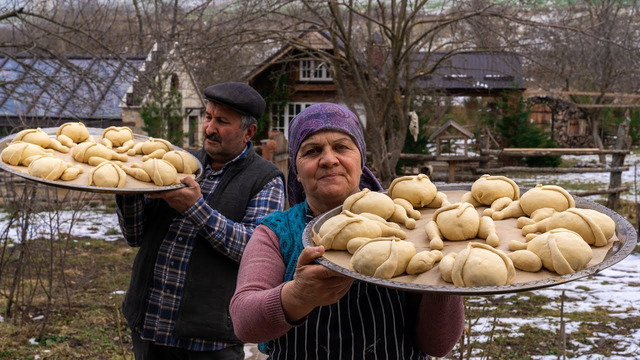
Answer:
(140, 78, 183, 146)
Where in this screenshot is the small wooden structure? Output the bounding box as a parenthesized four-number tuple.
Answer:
(428, 120, 475, 156)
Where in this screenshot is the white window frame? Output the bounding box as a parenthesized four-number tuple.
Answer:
(299, 59, 332, 81)
(270, 102, 316, 139)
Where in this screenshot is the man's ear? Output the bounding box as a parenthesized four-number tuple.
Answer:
(244, 124, 257, 142)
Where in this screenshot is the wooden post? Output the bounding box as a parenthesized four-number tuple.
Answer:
(607, 118, 632, 210)
(448, 161, 456, 183)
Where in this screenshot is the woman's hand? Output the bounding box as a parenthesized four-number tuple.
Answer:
(281, 246, 353, 323)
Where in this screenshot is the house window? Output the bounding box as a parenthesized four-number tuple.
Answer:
(188, 115, 198, 147)
(299, 59, 332, 81)
(271, 102, 315, 138)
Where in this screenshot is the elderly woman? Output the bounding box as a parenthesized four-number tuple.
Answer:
(230, 103, 464, 359)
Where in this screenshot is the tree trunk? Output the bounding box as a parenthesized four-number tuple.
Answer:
(607, 118, 632, 210)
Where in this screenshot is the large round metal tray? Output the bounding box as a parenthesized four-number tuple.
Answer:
(302, 184, 638, 295)
(0, 127, 203, 194)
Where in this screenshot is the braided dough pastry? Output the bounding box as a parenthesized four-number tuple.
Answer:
(101, 126, 135, 153)
(313, 210, 406, 251)
(162, 150, 199, 174)
(460, 174, 520, 217)
(521, 208, 615, 247)
(56, 122, 95, 147)
(12, 128, 69, 153)
(1, 141, 54, 166)
(343, 189, 416, 229)
(490, 184, 575, 220)
(88, 161, 127, 188)
(508, 229, 593, 275)
(350, 237, 416, 279)
(72, 142, 128, 166)
(406, 250, 443, 275)
(121, 158, 179, 186)
(440, 242, 516, 287)
(388, 174, 448, 208)
(425, 203, 500, 249)
(127, 137, 174, 161)
(27, 155, 83, 181)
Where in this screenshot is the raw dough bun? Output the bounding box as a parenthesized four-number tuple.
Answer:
(510, 229, 593, 275)
(89, 161, 127, 188)
(101, 126, 135, 153)
(1, 141, 54, 166)
(350, 237, 416, 279)
(343, 189, 417, 229)
(516, 207, 556, 228)
(522, 208, 615, 247)
(450, 242, 516, 287)
(127, 137, 174, 160)
(388, 174, 444, 208)
(491, 184, 575, 220)
(507, 250, 543, 272)
(121, 158, 179, 186)
(27, 155, 83, 181)
(56, 122, 94, 147)
(461, 174, 519, 206)
(357, 213, 406, 237)
(72, 142, 128, 166)
(393, 198, 421, 220)
(519, 184, 575, 216)
(439, 253, 457, 283)
(163, 150, 199, 174)
(12, 128, 69, 153)
(343, 188, 395, 219)
(313, 210, 405, 250)
(432, 202, 480, 241)
(406, 250, 443, 275)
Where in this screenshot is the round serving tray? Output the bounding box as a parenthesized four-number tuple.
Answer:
(302, 184, 638, 295)
(0, 127, 203, 194)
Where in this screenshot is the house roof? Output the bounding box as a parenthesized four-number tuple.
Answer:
(0, 54, 145, 125)
(428, 119, 475, 141)
(414, 51, 524, 94)
(245, 26, 337, 82)
(245, 27, 524, 95)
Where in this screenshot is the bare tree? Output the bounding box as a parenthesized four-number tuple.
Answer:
(516, 0, 640, 152)
(259, 0, 521, 185)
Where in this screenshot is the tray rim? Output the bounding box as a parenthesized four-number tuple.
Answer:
(0, 127, 204, 194)
(302, 183, 638, 295)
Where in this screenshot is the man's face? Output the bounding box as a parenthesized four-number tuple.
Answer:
(202, 102, 256, 169)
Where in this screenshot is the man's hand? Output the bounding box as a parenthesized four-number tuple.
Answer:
(148, 176, 202, 213)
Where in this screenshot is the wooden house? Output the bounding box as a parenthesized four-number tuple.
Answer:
(245, 28, 525, 141)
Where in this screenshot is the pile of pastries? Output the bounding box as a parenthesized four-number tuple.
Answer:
(313, 174, 616, 287)
(1, 122, 199, 189)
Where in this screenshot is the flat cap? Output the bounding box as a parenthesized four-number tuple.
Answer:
(203, 82, 266, 119)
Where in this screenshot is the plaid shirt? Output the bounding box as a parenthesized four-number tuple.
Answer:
(116, 145, 285, 351)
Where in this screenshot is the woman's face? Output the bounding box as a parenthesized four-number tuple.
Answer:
(296, 130, 362, 213)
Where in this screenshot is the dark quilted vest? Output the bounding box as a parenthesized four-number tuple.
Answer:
(122, 147, 283, 344)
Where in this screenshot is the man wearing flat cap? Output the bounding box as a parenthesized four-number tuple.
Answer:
(116, 82, 285, 359)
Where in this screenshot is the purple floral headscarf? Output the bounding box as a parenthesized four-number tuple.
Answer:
(287, 103, 383, 206)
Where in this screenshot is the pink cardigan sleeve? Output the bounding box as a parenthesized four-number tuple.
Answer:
(230, 224, 466, 354)
(230, 224, 295, 343)
(413, 293, 465, 357)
